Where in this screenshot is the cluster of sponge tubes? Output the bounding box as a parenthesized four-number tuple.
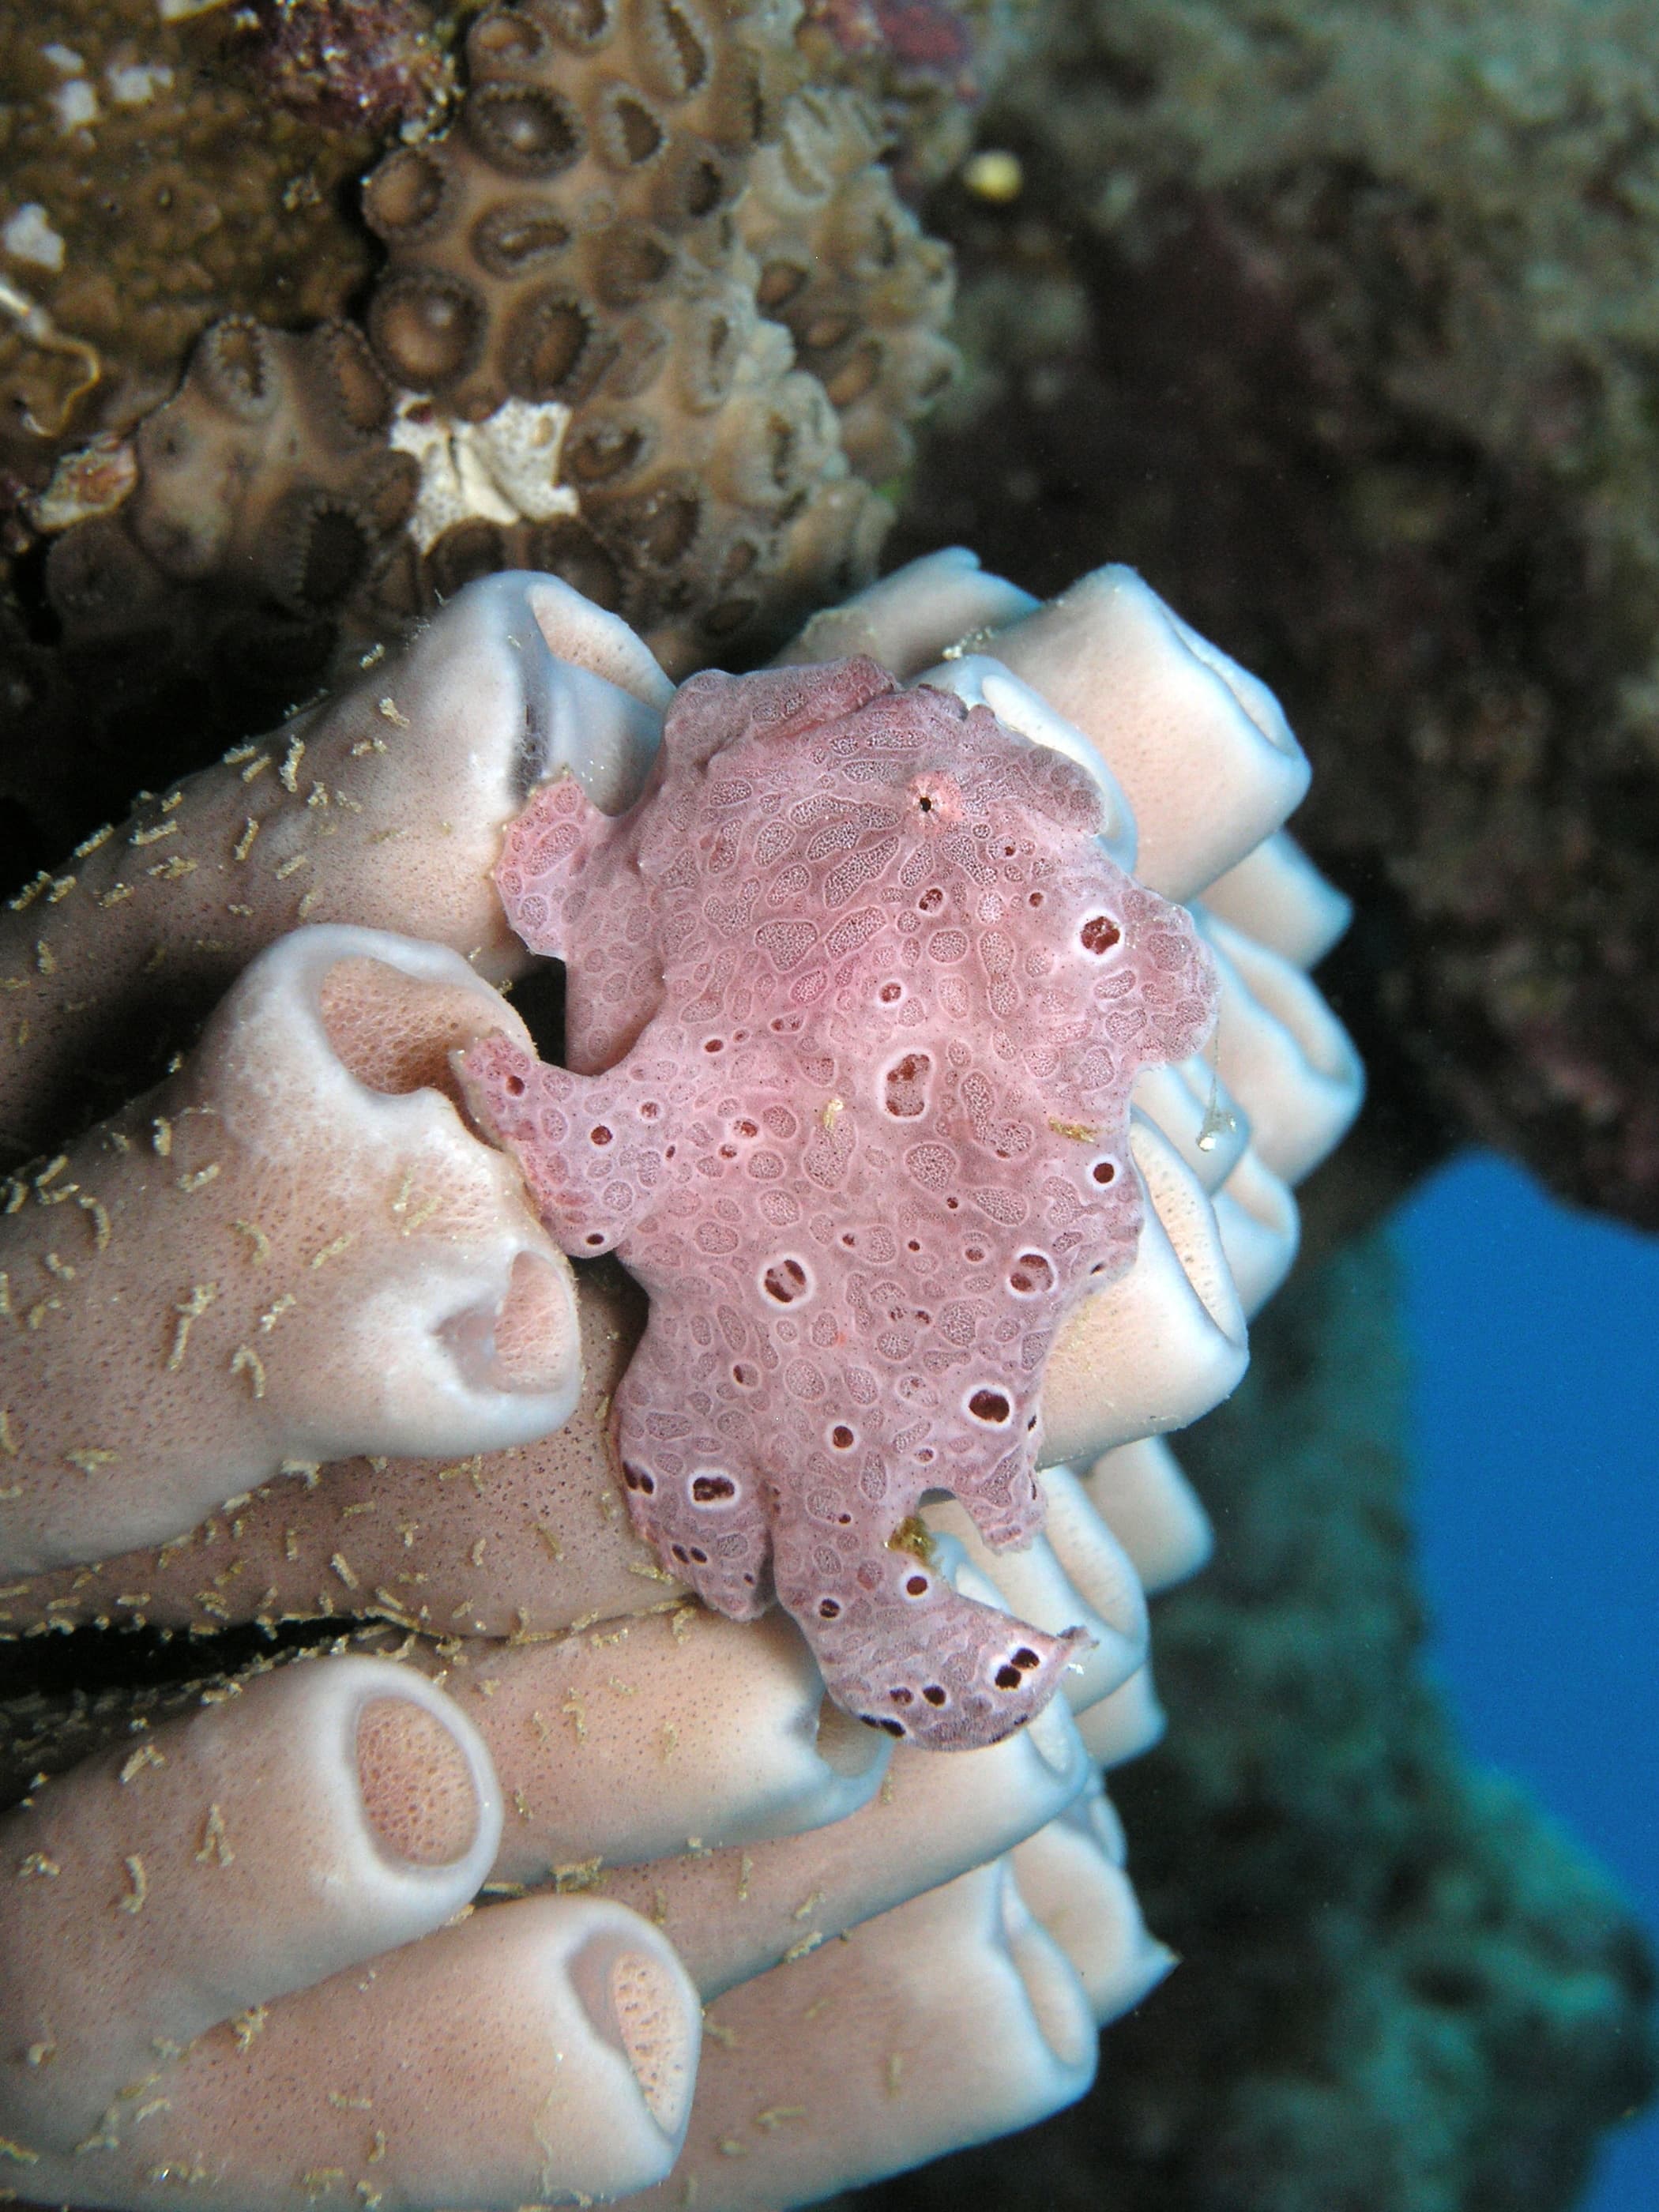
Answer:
(0, 553, 1362, 2211)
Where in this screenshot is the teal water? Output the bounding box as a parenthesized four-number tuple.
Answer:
(1399, 1153, 1659, 2212)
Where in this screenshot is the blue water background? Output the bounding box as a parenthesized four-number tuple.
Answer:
(1397, 1153, 1659, 2211)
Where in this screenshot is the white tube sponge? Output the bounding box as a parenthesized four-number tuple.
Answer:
(1041, 1111, 1249, 1467)
(0, 926, 581, 1575)
(1198, 909, 1366, 1184)
(1010, 1785, 1176, 2026)
(604, 1680, 1091, 2000)
(774, 546, 1038, 681)
(0, 1655, 502, 2160)
(408, 1605, 892, 1873)
(1131, 1053, 1251, 1192)
(35, 1895, 702, 2212)
(1076, 1662, 1167, 1769)
(615, 1859, 1097, 2210)
(0, 570, 668, 1159)
(981, 565, 1311, 901)
(1078, 1435, 1213, 1596)
(1211, 1144, 1301, 1317)
(1200, 830, 1353, 969)
(0, 1262, 670, 1644)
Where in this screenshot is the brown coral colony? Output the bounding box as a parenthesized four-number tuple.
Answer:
(352, 0, 942, 664)
(12, 0, 959, 815)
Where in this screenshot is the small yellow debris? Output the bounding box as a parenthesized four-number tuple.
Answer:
(963, 147, 1023, 201)
(6, 871, 49, 912)
(119, 1742, 165, 1783)
(378, 697, 410, 728)
(232, 818, 260, 863)
(1046, 1116, 1099, 1143)
(151, 1116, 172, 1157)
(230, 1345, 267, 1399)
(278, 737, 306, 794)
(533, 1522, 564, 1560)
(561, 1691, 587, 1744)
(0, 2136, 40, 2165)
(118, 1854, 148, 1913)
(310, 1232, 356, 1268)
(17, 1853, 59, 1879)
(755, 2106, 807, 2131)
(64, 1446, 116, 1476)
(233, 1219, 273, 1262)
(231, 2005, 268, 2052)
(195, 1803, 233, 1866)
(130, 821, 177, 848)
(886, 1515, 939, 1567)
(329, 1553, 359, 1591)
(167, 1282, 218, 1369)
(820, 1095, 844, 1130)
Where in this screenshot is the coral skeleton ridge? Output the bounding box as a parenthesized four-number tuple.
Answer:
(461, 653, 1218, 1748)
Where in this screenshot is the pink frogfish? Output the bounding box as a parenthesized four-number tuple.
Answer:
(461, 658, 1217, 1749)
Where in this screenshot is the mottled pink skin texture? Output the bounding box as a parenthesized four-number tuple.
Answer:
(461, 660, 1217, 1750)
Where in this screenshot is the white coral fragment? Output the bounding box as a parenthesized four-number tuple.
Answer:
(390, 394, 579, 554)
(2, 205, 66, 273)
